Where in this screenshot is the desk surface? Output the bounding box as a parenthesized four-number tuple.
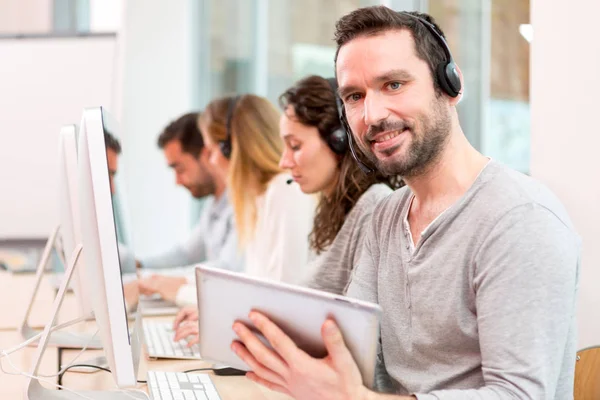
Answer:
(0, 330, 59, 399)
(0, 270, 79, 330)
(0, 271, 291, 399)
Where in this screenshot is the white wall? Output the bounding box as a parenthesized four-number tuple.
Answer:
(530, 0, 600, 348)
(119, 0, 199, 257)
(0, 0, 52, 34)
(0, 36, 116, 239)
(89, 0, 123, 32)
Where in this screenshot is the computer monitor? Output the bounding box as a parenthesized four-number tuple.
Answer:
(58, 125, 93, 317)
(25, 108, 143, 399)
(19, 126, 103, 349)
(77, 107, 141, 388)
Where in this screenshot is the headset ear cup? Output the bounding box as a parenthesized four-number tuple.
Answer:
(445, 62, 461, 97)
(436, 62, 461, 97)
(326, 128, 348, 154)
(219, 140, 231, 159)
(222, 95, 239, 160)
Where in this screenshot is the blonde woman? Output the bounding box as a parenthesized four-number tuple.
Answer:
(139, 94, 316, 305)
(199, 94, 316, 282)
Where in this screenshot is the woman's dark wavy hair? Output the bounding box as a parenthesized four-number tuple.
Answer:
(279, 75, 403, 254)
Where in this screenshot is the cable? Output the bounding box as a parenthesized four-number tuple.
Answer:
(0, 350, 96, 400)
(61, 364, 111, 374)
(0, 314, 98, 398)
(58, 364, 111, 386)
(38, 329, 100, 378)
(50, 365, 228, 399)
(183, 367, 217, 373)
(183, 367, 247, 376)
(0, 313, 98, 400)
(58, 365, 236, 382)
(0, 312, 94, 358)
(58, 364, 147, 384)
(0, 313, 144, 400)
(2, 354, 149, 399)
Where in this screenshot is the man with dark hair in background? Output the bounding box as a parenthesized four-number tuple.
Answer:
(104, 131, 121, 196)
(136, 112, 242, 305)
(228, 7, 579, 400)
(157, 112, 215, 199)
(103, 131, 136, 272)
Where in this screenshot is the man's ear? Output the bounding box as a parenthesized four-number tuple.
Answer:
(198, 146, 210, 162)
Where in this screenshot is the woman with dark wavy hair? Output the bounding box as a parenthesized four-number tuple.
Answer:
(279, 75, 402, 295)
(171, 76, 402, 342)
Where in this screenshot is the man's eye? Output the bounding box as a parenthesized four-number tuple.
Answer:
(346, 93, 362, 103)
(387, 82, 402, 90)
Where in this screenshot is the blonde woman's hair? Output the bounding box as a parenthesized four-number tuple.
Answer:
(199, 94, 283, 246)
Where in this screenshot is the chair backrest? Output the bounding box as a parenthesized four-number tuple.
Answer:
(574, 346, 600, 400)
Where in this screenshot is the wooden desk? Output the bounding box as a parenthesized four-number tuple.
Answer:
(62, 314, 290, 399)
(0, 268, 291, 399)
(0, 270, 79, 331)
(0, 330, 59, 399)
(60, 347, 291, 399)
(0, 329, 290, 399)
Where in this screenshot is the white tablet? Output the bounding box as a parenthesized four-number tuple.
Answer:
(195, 266, 382, 388)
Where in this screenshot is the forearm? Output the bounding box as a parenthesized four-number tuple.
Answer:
(174, 283, 197, 307)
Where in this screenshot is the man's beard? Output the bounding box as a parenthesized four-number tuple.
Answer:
(361, 98, 451, 178)
(188, 181, 216, 199)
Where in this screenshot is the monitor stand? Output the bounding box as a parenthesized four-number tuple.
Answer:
(25, 244, 146, 399)
(18, 225, 102, 350)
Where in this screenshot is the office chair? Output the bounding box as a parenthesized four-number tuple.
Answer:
(574, 346, 600, 399)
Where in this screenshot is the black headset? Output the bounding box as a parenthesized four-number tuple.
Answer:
(329, 78, 374, 174)
(324, 78, 349, 155)
(404, 12, 461, 97)
(334, 12, 461, 174)
(219, 95, 240, 159)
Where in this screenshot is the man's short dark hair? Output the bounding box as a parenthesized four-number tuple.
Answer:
(334, 6, 447, 94)
(157, 112, 204, 157)
(104, 131, 122, 154)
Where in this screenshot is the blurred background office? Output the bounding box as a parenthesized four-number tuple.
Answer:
(0, 0, 597, 348)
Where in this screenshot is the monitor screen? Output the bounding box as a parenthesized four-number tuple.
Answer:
(101, 109, 132, 341)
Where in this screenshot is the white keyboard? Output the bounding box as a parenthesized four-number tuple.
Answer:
(147, 371, 221, 400)
(143, 321, 201, 359)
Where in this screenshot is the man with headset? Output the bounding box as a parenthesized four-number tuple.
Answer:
(229, 7, 579, 400)
(135, 112, 243, 305)
(138, 112, 237, 270)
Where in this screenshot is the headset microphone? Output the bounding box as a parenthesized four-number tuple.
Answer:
(286, 178, 293, 185)
(328, 78, 374, 175)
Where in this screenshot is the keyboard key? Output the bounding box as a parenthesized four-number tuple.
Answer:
(177, 373, 188, 382)
(159, 381, 170, 390)
(205, 387, 219, 399)
(144, 321, 201, 359)
(148, 372, 220, 400)
(194, 391, 208, 400)
(181, 390, 194, 400)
